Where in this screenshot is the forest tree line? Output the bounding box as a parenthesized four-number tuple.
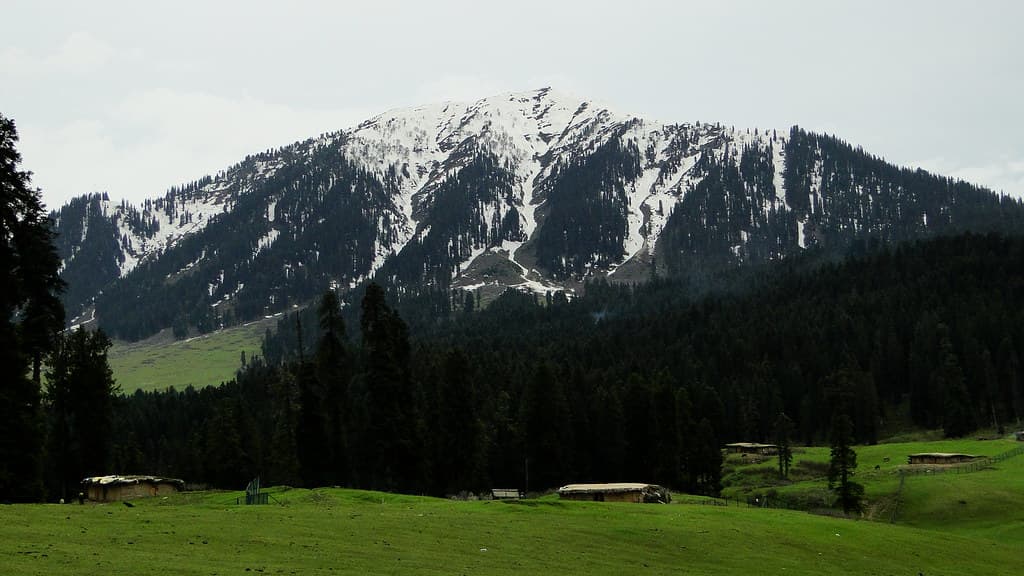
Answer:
(7, 108, 1024, 502)
(102, 233, 1024, 499)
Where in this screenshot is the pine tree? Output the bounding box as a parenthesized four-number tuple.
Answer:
(935, 335, 974, 438)
(44, 327, 118, 499)
(520, 362, 573, 491)
(294, 359, 327, 488)
(315, 290, 350, 485)
(996, 337, 1021, 427)
(267, 370, 301, 486)
(435, 348, 486, 494)
(774, 412, 794, 479)
(692, 417, 722, 496)
(589, 384, 626, 481)
(0, 113, 64, 502)
(828, 414, 863, 514)
(359, 283, 420, 491)
(201, 398, 249, 488)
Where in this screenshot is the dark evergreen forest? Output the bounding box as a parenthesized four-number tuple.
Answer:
(107, 233, 1024, 497)
(11, 105, 1024, 504)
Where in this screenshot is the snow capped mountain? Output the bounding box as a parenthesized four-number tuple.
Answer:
(50, 88, 1023, 341)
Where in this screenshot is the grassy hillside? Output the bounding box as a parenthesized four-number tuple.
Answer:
(897, 448, 1024, 542)
(2, 487, 1021, 575)
(721, 436, 1024, 540)
(107, 318, 273, 393)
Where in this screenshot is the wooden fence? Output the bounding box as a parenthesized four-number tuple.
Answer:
(899, 444, 1024, 476)
(890, 443, 1024, 522)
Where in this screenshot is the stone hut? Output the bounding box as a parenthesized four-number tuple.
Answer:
(906, 453, 978, 465)
(82, 475, 185, 502)
(725, 442, 779, 456)
(558, 483, 670, 503)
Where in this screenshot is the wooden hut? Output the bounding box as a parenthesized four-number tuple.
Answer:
(725, 442, 779, 456)
(906, 453, 978, 465)
(557, 483, 670, 503)
(82, 475, 185, 502)
(1015, 430, 1024, 442)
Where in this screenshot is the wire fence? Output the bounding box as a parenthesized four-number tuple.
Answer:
(990, 443, 1024, 463)
(898, 443, 1024, 477)
(890, 443, 1024, 522)
(890, 473, 906, 524)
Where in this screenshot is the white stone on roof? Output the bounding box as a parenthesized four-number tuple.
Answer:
(558, 483, 656, 494)
(82, 475, 184, 487)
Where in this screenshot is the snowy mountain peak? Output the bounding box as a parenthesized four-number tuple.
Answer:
(51, 89, 1020, 341)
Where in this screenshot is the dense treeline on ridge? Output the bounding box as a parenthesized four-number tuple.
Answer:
(107, 233, 1024, 497)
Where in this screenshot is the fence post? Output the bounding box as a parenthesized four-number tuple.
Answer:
(891, 472, 906, 524)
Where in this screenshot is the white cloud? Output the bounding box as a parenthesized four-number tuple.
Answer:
(21, 89, 379, 208)
(0, 31, 114, 77)
(54, 31, 115, 74)
(915, 156, 1024, 200)
(0, 46, 30, 75)
(412, 75, 508, 105)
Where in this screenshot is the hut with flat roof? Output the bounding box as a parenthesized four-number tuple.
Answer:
(906, 453, 978, 465)
(725, 442, 778, 456)
(82, 475, 185, 502)
(557, 483, 670, 503)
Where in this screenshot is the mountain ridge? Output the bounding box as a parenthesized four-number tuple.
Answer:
(49, 88, 1024, 341)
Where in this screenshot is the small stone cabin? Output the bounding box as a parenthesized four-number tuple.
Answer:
(906, 453, 978, 465)
(725, 442, 779, 456)
(82, 475, 185, 502)
(558, 483, 670, 503)
(1015, 430, 1024, 441)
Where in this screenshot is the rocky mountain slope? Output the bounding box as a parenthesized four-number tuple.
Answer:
(51, 88, 1024, 341)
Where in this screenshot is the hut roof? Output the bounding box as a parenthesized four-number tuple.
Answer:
(558, 483, 658, 494)
(82, 475, 185, 489)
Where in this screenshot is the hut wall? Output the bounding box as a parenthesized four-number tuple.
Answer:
(560, 491, 643, 503)
(155, 481, 180, 495)
(87, 481, 181, 502)
(908, 455, 974, 465)
(604, 491, 643, 503)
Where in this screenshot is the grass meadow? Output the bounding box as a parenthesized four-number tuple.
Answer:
(721, 436, 1024, 540)
(107, 319, 270, 393)
(49, 325, 1024, 574)
(2, 486, 1021, 576)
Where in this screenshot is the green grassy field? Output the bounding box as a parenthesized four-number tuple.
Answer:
(897, 449, 1024, 542)
(107, 319, 272, 393)
(721, 437, 1024, 538)
(2, 487, 1021, 576)
(40, 329, 1024, 575)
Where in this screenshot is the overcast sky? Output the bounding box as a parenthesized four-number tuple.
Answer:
(3, 0, 1022, 209)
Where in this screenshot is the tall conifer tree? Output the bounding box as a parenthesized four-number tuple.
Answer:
(0, 113, 64, 502)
